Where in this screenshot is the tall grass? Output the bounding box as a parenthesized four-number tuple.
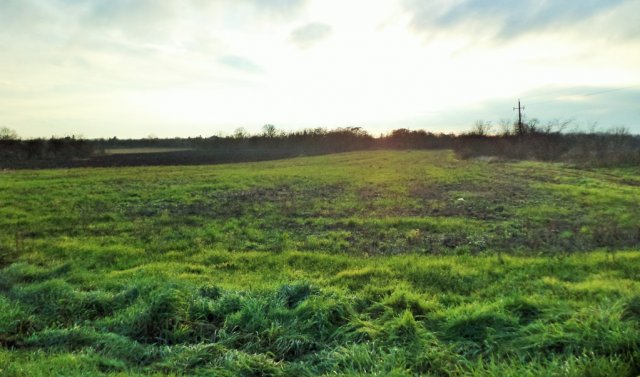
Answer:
(1, 151, 639, 375)
(1, 251, 639, 375)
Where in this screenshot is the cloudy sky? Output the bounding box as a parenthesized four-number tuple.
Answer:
(1, 0, 639, 138)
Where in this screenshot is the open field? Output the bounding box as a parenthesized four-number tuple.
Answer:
(1, 150, 639, 375)
(103, 148, 195, 155)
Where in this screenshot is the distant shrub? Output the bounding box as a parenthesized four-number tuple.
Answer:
(455, 120, 640, 166)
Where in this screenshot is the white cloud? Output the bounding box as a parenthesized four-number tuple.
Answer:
(0, 0, 639, 137)
(402, 0, 634, 41)
(290, 22, 332, 48)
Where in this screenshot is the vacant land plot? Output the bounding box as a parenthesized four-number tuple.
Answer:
(1, 151, 639, 375)
(103, 148, 195, 155)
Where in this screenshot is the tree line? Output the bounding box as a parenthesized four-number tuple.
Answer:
(1, 121, 639, 168)
(456, 119, 640, 166)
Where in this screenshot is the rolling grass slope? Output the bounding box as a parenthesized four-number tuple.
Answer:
(1, 150, 639, 375)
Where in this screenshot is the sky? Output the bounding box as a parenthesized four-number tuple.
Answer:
(1, 0, 639, 138)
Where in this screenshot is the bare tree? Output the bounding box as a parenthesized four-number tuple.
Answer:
(262, 124, 277, 138)
(470, 120, 493, 136)
(497, 119, 513, 136)
(0, 127, 19, 140)
(233, 127, 248, 139)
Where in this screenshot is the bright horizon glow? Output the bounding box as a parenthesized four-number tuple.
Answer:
(1, 0, 639, 138)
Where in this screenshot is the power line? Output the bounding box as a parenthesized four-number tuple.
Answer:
(513, 99, 525, 135)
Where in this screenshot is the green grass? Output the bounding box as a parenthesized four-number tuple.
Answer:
(1, 150, 639, 376)
(104, 148, 194, 155)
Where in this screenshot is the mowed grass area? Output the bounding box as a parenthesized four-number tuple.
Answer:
(1, 150, 639, 376)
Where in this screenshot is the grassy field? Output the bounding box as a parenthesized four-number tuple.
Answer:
(103, 148, 194, 155)
(1, 150, 639, 376)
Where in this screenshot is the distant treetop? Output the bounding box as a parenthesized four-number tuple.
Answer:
(0, 127, 19, 140)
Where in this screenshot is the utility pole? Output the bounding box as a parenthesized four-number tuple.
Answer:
(513, 99, 525, 135)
